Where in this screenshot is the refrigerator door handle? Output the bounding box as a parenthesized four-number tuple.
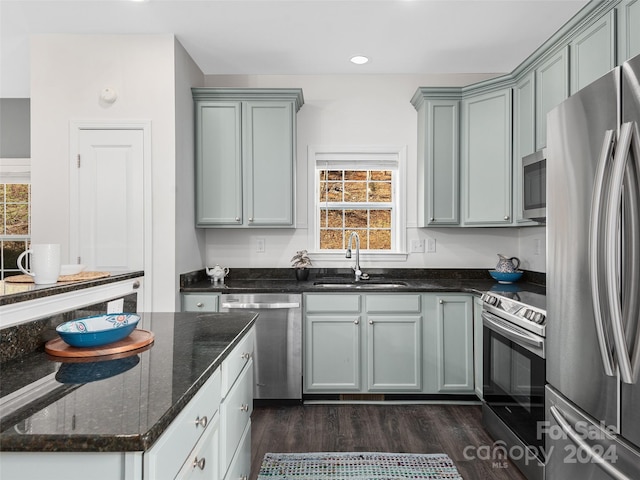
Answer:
(590, 129, 617, 377)
(606, 122, 638, 384)
(549, 405, 632, 480)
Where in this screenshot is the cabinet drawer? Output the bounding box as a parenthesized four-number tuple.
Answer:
(305, 294, 361, 313)
(176, 413, 220, 480)
(365, 294, 421, 313)
(224, 420, 251, 480)
(145, 369, 222, 480)
(183, 294, 219, 312)
(221, 327, 255, 396)
(220, 359, 253, 477)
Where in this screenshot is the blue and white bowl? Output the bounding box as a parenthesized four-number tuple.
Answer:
(489, 270, 524, 284)
(56, 313, 140, 348)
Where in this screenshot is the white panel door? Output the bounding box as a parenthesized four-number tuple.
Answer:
(76, 129, 144, 271)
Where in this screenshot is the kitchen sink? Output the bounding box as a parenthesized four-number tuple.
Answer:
(313, 280, 408, 289)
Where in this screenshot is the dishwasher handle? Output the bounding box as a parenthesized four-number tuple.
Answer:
(221, 302, 300, 309)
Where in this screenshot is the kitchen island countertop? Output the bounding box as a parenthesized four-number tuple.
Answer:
(0, 311, 256, 452)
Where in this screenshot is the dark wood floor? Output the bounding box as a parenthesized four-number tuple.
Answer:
(250, 403, 527, 480)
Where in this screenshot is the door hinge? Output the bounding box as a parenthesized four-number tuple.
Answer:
(77, 154, 81, 168)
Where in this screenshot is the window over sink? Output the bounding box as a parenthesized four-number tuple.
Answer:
(309, 146, 406, 260)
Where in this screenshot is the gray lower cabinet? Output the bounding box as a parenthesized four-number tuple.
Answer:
(473, 296, 484, 399)
(192, 88, 303, 228)
(303, 292, 474, 395)
(461, 86, 513, 226)
(182, 293, 219, 312)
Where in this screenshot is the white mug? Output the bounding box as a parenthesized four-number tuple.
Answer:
(17, 244, 61, 285)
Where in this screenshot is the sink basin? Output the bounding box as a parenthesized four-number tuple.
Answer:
(313, 280, 408, 289)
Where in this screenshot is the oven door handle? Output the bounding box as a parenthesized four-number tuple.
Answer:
(482, 311, 544, 349)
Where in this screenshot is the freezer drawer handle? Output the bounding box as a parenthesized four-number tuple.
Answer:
(549, 405, 631, 480)
(221, 302, 300, 309)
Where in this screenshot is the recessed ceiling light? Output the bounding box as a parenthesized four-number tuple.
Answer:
(350, 55, 369, 65)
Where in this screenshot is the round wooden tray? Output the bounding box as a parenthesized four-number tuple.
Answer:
(45, 329, 154, 358)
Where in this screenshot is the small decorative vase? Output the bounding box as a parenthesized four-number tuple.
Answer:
(295, 269, 310, 281)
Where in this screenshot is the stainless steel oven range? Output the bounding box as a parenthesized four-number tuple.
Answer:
(481, 290, 546, 480)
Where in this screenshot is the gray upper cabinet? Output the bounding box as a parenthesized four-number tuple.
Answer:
(461, 87, 513, 226)
(513, 72, 537, 224)
(570, 10, 616, 94)
(535, 46, 569, 150)
(617, 0, 640, 64)
(411, 90, 460, 226)
(192, 88, 304, 228)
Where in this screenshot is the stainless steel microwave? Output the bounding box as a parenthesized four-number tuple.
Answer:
(522, 150, 546, 222)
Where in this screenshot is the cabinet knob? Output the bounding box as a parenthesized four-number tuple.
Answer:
(241, 352, 251, 360)
(430, 217, 435, 222)
(354, 319, 359, 325)
(240, 404, 250, 412)
(196, 302, 204, 308)
(504, 215, 510, 221)
(369, 319, 373, 325)
(193, 457, 206, 470)
(249, 217, 254, 222)
(240, 476, 248, 480)
(439, 299, 444, 304)
(194, 415, 208, 428)
(132, 280, 140, 289)
(235, 217, 241, 222)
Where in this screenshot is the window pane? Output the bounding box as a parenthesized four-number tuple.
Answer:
(327, 210, 343, 228)
(326, 170, 343, 181)
(345, 170, 367, 181)
(6, 204, 29, 235)
(370, 170, 392, 181)
(344, 210, 367, 228)
(344, 182, 367, 202)
(320, 229, 343, 249)
(370, 210, 391, 227)
(370, 230, 391, 249)
(368, 181, 392, 202)
(6, 184, 29, 202)
(2, 240, 27, 270)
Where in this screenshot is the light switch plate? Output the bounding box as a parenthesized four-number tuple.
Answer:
(410, 239, 425, 253)
(107, 298, 124, 314)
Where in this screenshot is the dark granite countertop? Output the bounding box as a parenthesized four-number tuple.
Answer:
(0, 311, 256, 452)
(180, 268, 546, 297)
(0, 271, 145, 307)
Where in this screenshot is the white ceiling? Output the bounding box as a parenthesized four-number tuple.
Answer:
(1, 0, 589, 98)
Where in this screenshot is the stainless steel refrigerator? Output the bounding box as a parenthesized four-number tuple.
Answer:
(546, 53, 640, 479)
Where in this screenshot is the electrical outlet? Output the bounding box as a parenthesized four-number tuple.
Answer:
(426, 238, 436, 253)
(534, 238, 541, 255)
(410, 239, 425, 253)
(256, 237, 265, 253)
(107, 298, 124, 314)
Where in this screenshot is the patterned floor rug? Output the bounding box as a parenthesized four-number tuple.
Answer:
(257, 452, 463, 479)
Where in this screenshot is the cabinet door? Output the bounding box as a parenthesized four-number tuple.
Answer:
(618, 0, 640, 63)
(417, 99, 460, 226)
(367, 315, 422, 391)
(243, 101, 295, 226)
(535, 46, 569, 150)
(570, 11, 616, 94)
(182, 294, 219, 312)
(196, 102, 243, 226)
(435, 295, 474, 393)
(461, 88, 512, 225)
(304, 315, 361, 392)
(513, 73, 537, 225)
(473, 296, 484, 399)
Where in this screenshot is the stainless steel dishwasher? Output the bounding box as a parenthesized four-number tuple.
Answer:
(220, 293, 302, 400)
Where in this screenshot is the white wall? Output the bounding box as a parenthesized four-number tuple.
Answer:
(30, 34, 191, 310)
(202, 74, 543, 272)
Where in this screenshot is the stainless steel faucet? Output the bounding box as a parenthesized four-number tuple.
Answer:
(346, 232, 363, 281)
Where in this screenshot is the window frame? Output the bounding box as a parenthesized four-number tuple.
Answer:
(0, 158, 31, 279)
(307, 146, 407, 262)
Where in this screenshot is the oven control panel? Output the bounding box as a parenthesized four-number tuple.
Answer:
(481, 292, 546, 336)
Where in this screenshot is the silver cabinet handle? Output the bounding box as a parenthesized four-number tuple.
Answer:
(192, 457, 206, 470)
(249, 217, 254, 222)
(504, 215, 510, 221)
(235, 217, 240, 222)
(240, 404, 249, 412)
(194, 415, 208, 428)
(549, 405, 631, 480)
(241, 352, 251, 360)
(354, 319, 359, 325)
(368, 319, 373, 324)
(430, 217, 435, 222)
(439, 299, 444, 304)
(196, 302, 204, 308)
(132, 280, 140, 289)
